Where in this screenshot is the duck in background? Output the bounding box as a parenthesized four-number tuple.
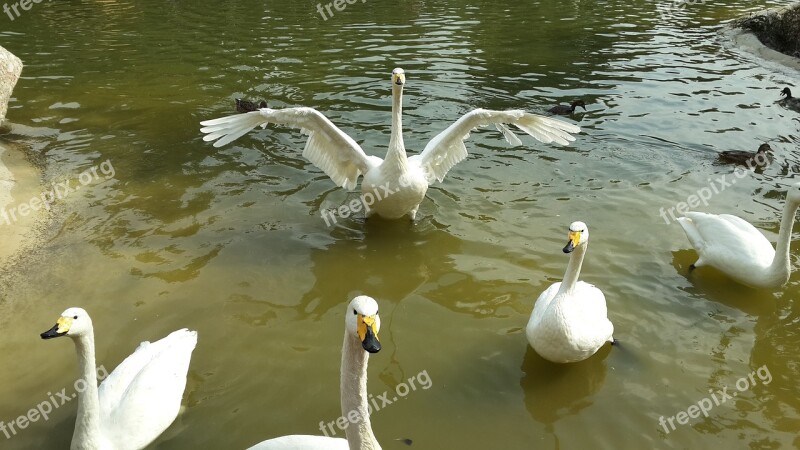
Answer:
(236, 98, 268, 113)
(779, 88, 800, 112)
(718, 143, 771, 167)
(548, 99, 586, 115)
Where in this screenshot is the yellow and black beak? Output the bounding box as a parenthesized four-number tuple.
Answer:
(357, 314, 381, 353)
(393, 72, 405, 87)
(40, 316, 72, 340)
(563, 230, 582, 254)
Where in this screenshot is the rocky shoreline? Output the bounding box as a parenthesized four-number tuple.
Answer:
(734, 3, 800, 59)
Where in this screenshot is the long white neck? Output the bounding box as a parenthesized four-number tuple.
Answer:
(768, 197, 800, 283)
(557, 243, 588, 296)
(384, 84, 407, 172)
(71, 333, 103, 449)
(341, 332, 380, 450)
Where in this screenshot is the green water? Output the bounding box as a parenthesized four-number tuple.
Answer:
(1, 0, 800, 448)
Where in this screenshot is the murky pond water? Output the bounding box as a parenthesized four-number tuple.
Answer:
(1, 0, 800, 449)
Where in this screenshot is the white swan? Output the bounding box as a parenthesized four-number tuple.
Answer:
(248, 296, 382, 450)
(200, 68, 581, 220)
(40, 308, 197, 450)
(677, 182, 800, 289)
(526, 222, 614, 363)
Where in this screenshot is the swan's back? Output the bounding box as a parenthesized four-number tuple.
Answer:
(680, 212, 774, 268)
(248, 435, 349, 450)
(99, 329, 197, 450)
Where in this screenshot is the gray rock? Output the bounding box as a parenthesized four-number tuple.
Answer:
(0, 46, 23, 123)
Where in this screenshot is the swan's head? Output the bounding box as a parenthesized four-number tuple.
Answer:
(41, 307, 92, 340)
(563, 221, 589, 253)
(392, 68, 405, 88)
(346, 296, 381, 354)
(781, 87, 792, 98)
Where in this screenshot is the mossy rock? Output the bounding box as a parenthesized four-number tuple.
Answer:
(734, 3, 800, 58)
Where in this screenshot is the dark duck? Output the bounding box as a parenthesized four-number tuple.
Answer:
(235, 98, 268, 113)
(718, 143, 771, 166)
(548, 99, 586, 115)
(779, 88, 800, 112)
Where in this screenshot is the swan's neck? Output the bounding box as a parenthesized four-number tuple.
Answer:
(72, 333, 102, 449)
(768, 198, 800, 281)
(558, 243, 587, 296)
(384, 85, 407, 173)
(341, 333, 380, 450)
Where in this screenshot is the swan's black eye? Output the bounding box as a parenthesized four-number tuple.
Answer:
(73, 315, 78, 319)
(353, 310, 357, 316)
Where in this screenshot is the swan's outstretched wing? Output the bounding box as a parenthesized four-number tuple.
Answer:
(409, 109, 580, 184)
(200, 108, 375, 190)
(99, 329, 197, 450)
(248, 435, 349, 450)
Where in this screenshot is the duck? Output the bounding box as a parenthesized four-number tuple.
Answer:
(40, 308, 197, 450)
(201, 68, 580, 221)
(248, 296, 382, 449)
(677, 182, 800, 289)
(235, 98, 268, 113)
(718, 143, 771, 167)
(547, 99, 586, 115)
(526, 221, 614, 363)
(779, 87, 800, 111)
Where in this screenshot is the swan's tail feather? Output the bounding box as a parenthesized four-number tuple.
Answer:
(199, 111, 267, 148)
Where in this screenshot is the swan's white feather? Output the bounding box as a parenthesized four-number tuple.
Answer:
(410, 109, 580, 184)
(248, 435, 349, 450)
(98, 329, 197, 450)
(200, 108, 374, 190)
(527, 282, 613, 363)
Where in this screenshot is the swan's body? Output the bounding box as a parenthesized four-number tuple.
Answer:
(547, 99, 586, 115)
(677, 182, 800, 288)
(718, 143, 771, 166)
(526, 222, 614, 363)
(40, 308, 197, 450)
(201, 68, 581, 220)
(779, 87, 800, 112)
(249, 296, 382, 450)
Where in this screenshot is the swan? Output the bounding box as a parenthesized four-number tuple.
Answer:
(40, 307, 197, 450)
(547, 99, 586, 115)
(200, 68, 581, 220)
(248, 295, 382, 450)
(526, 221, 614, 363)
(677, 182, 800, 289)
(718, 143, 771, 167)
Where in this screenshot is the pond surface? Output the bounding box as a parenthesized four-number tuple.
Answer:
(1, 0, 799, 449)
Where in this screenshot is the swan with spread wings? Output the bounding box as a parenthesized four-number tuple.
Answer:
(200, 68, 581, 220)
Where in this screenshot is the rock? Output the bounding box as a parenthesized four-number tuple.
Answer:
(734, 3, 800, 59)
(0, 46, 23, 123)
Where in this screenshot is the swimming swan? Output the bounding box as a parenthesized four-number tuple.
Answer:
(248, 296, 382, 449)
(40, 307, 197, 450)
(526, 222, 614, 363)
(200, 68, 581, 220)
(677, 182, 800, 289)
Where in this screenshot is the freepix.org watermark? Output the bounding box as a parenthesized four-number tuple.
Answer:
(3, 0, 49, 21)
(316, 0, 366, 21)
(1, 365, 109, 440)
(658, 365, 772, 434)
(318, 369, 432, 437)
(658, 152, 768, 225)
(656, 0, 705, 21)
(0, 160, 115, 227)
